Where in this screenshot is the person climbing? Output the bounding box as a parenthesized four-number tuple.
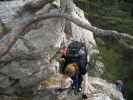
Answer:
(60, 63, 78, 90)
(62, 41, 88, 93)
(115, 80, 125, 95)
(49, 40, 89, 96)
(58, 45, 68, 73)
(56, 63, 78, 92)
(38, 63, 76, 91)
(48, 43, 68, 72)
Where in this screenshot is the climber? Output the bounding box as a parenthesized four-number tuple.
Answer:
(58, 45, 68, 73)
(48, 44, 67, 64)
(38, 63, 77, 91)
(55, 63, 78, 92)
(115, 80, 125, 95)
(49, 40, 88, 93)
(62, 41, 88, 93)
(59, 63, 78, 91)
(48, 43, 69, 74)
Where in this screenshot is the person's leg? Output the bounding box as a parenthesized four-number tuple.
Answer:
(75, 72, 79, 91)
(71, 72, 79, 90)
(72, 72, 82, 92)
(78, 73, 82, 91)
(71, 74, 76, 89)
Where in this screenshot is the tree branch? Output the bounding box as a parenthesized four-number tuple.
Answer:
(0, 14, 34, 58)
(17, 0, 55, 16)
(0, 11, 133, 59)
(119, 39, 133, 49)
(0, 0, 55, 59)
(32, 12, 133, 40)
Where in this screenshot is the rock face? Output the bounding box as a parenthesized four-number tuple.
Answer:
(33, 75, 125, 100)
(0, 0, 26, 23)
(0, 0, 125, 100)
(87, 77, 125, 100)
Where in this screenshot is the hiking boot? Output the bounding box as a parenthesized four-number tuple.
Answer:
(77, 87, 82, 92)
(73, 87, 81, 95)
(71, 85, 75, 90)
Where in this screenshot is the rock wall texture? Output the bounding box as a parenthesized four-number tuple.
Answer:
(0, 0, 125, 100)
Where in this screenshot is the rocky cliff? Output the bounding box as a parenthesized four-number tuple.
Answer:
(0, 0, 125, 100)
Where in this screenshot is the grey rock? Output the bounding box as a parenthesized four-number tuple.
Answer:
(33, 90, 57, 100)
(0, 0, 125, 100)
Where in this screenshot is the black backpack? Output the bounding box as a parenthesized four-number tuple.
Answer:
(67, 41, 82, 58)
(65, 41, 88, 75)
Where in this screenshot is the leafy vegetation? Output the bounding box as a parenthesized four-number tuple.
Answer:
(0, 22, 9, 35)
(74, 0, 133, 100)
